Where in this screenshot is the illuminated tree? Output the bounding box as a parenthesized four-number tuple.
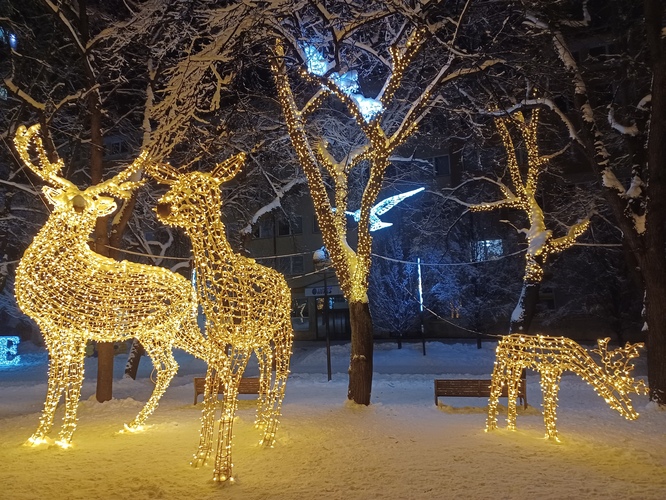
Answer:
(496, 0, 666, 404)
(271, 3, 501, 404)
(449, 108, 589, 333)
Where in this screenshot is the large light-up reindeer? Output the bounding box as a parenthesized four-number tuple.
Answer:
(486, 334, 648, 440)
(149, 155, 293, 482)
(13, 124, 210, 448)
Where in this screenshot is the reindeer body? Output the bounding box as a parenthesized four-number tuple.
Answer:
(17, 215, 198, 339)
(154, 155, 293, 482)
(13, 124, 209, 447)
(487, 334, 646, 440)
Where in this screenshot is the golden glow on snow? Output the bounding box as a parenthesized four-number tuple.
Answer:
(151, 156, 293, 482)
(13, 124, 209, 447)
(487, 334, 647, 440)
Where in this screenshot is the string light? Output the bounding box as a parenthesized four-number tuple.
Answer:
(272, 32, 427, 305)
(470, 110, 589, 284)
(150, 156, 293, 483)
(486, 334, 647, 440)
(13, 124, 210, 448)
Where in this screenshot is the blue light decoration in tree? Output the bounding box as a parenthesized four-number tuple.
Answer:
(345, 187, 425, 232)
(302, 43, 384, 122)
(0, 336, 20, 366)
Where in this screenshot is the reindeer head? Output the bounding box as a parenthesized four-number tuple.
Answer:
(149, 153, 246, 230)
(592, 337, 648, 418)
(14, 124, 148, 229)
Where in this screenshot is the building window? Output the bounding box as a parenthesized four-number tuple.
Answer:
(278, 215, 303, 236)
(278, 218, 290, 236)
(277, 255, 304, 275)
(474, 239, 503, 261)
(256, 218, 274, 239)
(104, 137, 130, 159)
(432, 155, 450, 176)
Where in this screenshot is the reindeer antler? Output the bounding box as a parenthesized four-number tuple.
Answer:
(89, 150, 153, 199)
(14, 124, 73, 190)
(593, 338, 648, 395)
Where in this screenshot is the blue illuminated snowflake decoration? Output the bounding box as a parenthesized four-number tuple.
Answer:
(302, 43, 384, 122)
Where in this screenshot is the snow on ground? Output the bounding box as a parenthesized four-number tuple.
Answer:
(1, 340, 665, 499)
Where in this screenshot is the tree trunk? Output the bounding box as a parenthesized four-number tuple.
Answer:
(348, 301, 373, 405)
(94, 216, 114, 402)
(124, 339, 145, 380)
(642, 0, 666, 404)
(642, 256, 666, 403)
(509, 281, 540, 334)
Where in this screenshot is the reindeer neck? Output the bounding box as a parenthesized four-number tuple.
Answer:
(32, 212, 95, 247)
(186, 212, 236, 266)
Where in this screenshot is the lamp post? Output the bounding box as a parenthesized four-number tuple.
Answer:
(314, 246, 333, 381)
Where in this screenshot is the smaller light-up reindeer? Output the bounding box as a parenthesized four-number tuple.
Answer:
(13, 124, 210, 448)
(149, 155, 293, 482)
(486, 334, 647, 440)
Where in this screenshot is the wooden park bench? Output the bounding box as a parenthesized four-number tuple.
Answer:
(434, 377, 527, 409)
(193, 376, 261, 405)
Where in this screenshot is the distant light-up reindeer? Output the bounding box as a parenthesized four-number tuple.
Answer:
(13, 124, 210, 448)
(149, 155, 293, 482)
(486, 334, 647, 440)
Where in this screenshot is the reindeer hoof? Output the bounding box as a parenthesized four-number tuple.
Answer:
(25, 435, 50, 447)
(122, 422, 145, 433)
(54, 439, 73, 449)
(191, 449, 211, 468)
(213, 471, 234, 483)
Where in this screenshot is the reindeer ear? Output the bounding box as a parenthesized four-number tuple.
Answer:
(211, 153, 246, 182)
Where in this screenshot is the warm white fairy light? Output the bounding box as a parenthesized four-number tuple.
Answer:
(486, 334, 647, 440)
(272, 32, 430, 306)
(13, 124, 210, 448)
(150, 155, 293, 483)
(470, 110, 589, 284)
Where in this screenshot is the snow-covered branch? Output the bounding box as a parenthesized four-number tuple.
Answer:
(608, 107, 639, 136)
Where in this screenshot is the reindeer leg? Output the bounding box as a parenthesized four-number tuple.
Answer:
(505, 366, 522, 431)
(28, 340, 66, 446)
(254, 345, 272, 429)
(259, 325, 292, 447)
(486, 358, 507, 432)
(540, 369, 562, 441)
(212, 348, 249, 482)
(192, 364, 221, 467)
(125, 342, 178, 431)
(56, 341, 87, 448)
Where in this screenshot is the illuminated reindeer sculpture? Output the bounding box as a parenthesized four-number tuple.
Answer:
(13, 124, 210, 448)
(486, 334, 647, 440)
(150, 155, 293, 482)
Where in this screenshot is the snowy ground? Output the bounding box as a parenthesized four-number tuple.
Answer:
(1, 339, 665, 500)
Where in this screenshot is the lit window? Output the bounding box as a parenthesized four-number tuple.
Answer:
(474, 239, 503, 261)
